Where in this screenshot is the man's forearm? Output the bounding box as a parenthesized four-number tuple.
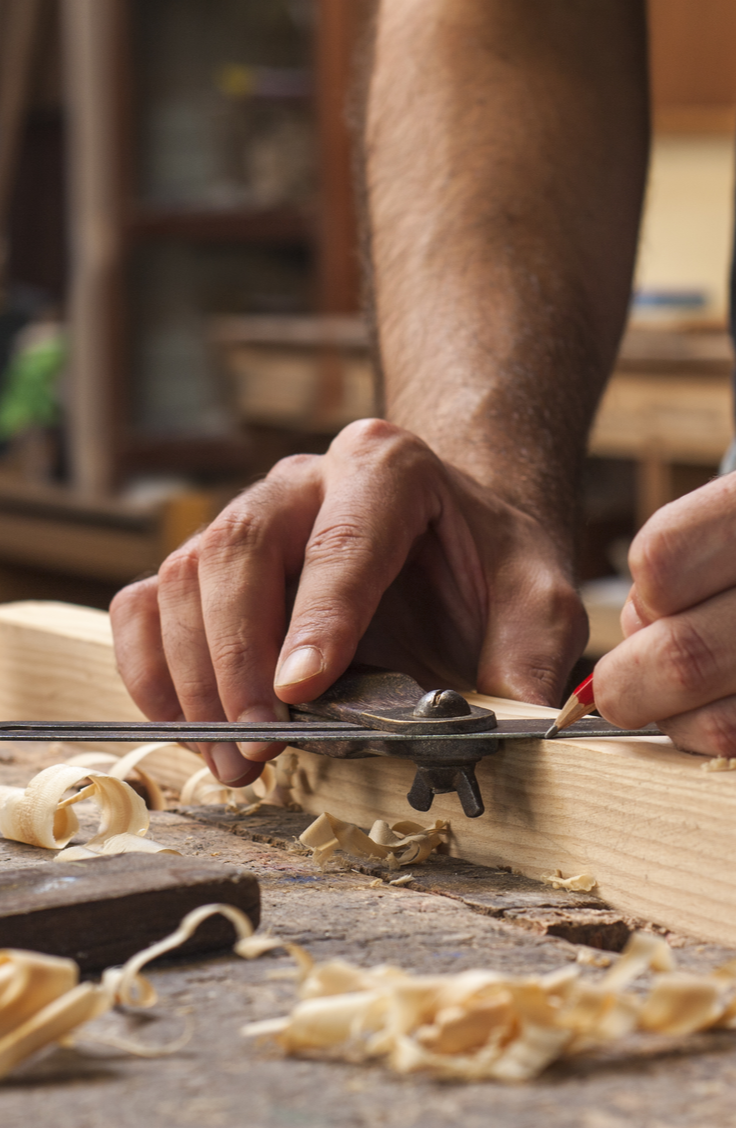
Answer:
(364, 0, 649, 549)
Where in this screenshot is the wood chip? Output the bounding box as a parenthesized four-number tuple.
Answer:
(179, 751, 300, 811)
(241, 930, 736, 1081)
(541, 870, 597, 892)
(298, 812, 449, 867)
(701, 757, 736, 772)
(5, 904, 735, 1085)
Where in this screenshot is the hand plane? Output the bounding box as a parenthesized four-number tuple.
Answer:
(0, 666, 661, 819)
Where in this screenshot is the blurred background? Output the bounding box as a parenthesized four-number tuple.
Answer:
(0, 0, 733, 661)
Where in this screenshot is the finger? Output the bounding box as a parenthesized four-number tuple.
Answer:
(620, 584, 648, 638)
(198, 458, 323, 756)
(273, 422, 443, 703)
(658, 695, 736, 759)
(157, 535, 253, 786)
(110, 575, 260, 786)
(595, 586, 736, 729)
(628, 473, 736, 620)
(110, 577, 181, 720)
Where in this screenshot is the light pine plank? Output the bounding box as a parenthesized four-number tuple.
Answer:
(0, 601, 202, 787)
(1, 601, 734, 943)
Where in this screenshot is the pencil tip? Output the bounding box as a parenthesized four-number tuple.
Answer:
(544, 724, 559, 740)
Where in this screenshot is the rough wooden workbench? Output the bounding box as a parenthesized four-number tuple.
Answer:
(2, 744, 736, 1128)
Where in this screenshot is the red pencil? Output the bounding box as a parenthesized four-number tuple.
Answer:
(544, 673, 596, 739)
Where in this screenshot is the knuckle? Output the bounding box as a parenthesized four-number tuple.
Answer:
(336, 417, 402, 446)
(158, 540, 200, 588)
(207, 634, 248, 675)
(110, 576, 156, 624)
(267, 452, 320, 482)
(304, 521, 372, 566)
(200, 505, 265, 559)
(121, 663, 171, 715)
(629, 518, 676, 604)
(661, 619, 718, 696)
(175, 679, 219, 714)
(332, 418, 430, 464)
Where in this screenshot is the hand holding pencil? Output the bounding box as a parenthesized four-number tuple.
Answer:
(552, 476, 736, 757)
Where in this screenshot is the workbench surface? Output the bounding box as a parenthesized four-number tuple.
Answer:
(1, 744, 736, 1128)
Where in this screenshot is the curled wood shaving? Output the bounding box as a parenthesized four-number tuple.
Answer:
(241, 930, 736, 1081)
(5, 906, 736, 1085)
(61, 742, 300, 814)
(66, 745, 168, 810)
(259, 753, 301, 810)
(0, 764, 178, 857)
(0, 951, 113, 1080)
(180, 766, 235, 808)
(541, 870, 597, 892)
(179, 752, 300, 812)
(0, 903, 257, 1079)
(298, 812, 449, 868)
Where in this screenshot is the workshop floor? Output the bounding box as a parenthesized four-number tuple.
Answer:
(2, 747, 736, 1128)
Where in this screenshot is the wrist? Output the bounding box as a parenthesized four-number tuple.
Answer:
(387, 402, 585, 560)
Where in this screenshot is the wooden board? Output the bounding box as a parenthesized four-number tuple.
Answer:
(1, 601, 736, 945)
(0, 853, 260, 970)
(0, 601, 202, 782)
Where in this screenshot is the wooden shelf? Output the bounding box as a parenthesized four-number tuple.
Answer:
(120, 435, 253, 477)
(127, 204, 314, 244)
(589, 326, 735, 527)
(0, 476, 216, 583)
(209, 313, 369, 348)
(617, 327, 733, 374)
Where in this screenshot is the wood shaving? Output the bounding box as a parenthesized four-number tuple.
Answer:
(0, 764, 178, 857)
(254, 753, 301, 810)
(5, 906, 736, 1085)
(298, 812, 449, 868)
(240, 930, 736, 1081)
(541, 870, 597, 892)
(0, 903, 256, 1079)
(51, 740, 301, 815)
(701, 757, 736, 772)
(66, 744, 169, 810)
(575, 948, 613, 968)
(388, 875, 414, 887)
(179, 752, 300, 811)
